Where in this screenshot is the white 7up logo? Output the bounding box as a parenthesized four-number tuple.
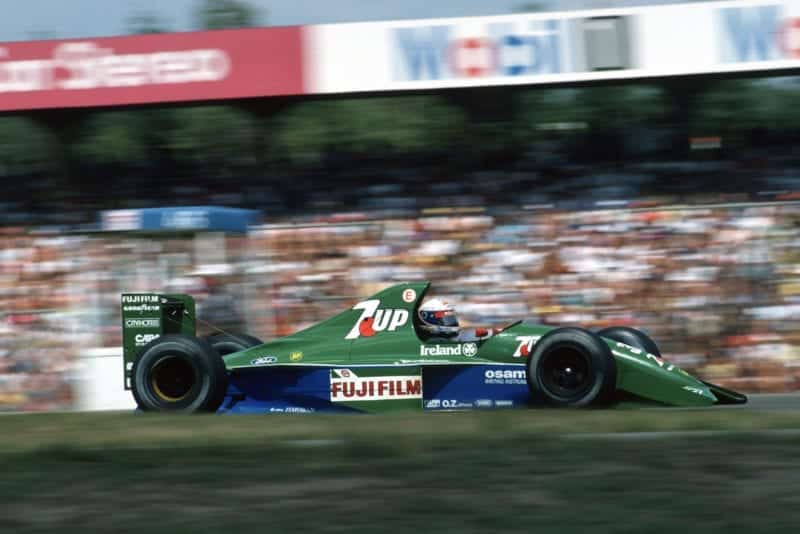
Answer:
(513, 336, 540, 357)
(345, 299, 410, 340)
(614, 342, 675, 372)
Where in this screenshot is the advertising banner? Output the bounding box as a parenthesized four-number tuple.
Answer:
(637, 0, 800, 76)
(716, 1, 800, 66)
(307, 0, 800, 94)
(307, 10, 642, 93)
(0, 27, 304, 111)
(2, 1, 800, 110)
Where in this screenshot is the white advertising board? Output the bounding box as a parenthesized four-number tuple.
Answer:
(305, 0, 800, 94)
(76, 347, 136, 411)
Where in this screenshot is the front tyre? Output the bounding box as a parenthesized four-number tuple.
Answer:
(597, 326, 661, 357)
(131, 334, 228, 413)
(527, 327, 616, 407)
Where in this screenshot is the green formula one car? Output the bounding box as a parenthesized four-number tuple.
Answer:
(121, 281, 747, 413)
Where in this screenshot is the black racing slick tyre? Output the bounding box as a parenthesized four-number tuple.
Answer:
(597, 326, 661, 357)
(204, 333, 263, 356)
(527, 327, 616, 407)
(131, 334, 228, 413)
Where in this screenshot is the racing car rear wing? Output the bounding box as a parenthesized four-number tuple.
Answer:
(120, 293, 196, 389)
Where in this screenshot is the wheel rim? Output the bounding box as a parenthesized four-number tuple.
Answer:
(538, 344, 593, 401)
(149, 354, 196, 402)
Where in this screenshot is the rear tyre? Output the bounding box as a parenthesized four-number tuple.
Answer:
(204, 333, 263, 356)
(527, 327, 616, 407)
(597, 326, 661, 357)
(131, 334, 228, 413)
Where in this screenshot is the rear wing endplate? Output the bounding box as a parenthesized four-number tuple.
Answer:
(121, 293, 196, 389)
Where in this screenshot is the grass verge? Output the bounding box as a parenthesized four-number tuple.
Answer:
(1, 409, 799, 533)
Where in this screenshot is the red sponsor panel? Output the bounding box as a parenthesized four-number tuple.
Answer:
(0, 27, 304, 111)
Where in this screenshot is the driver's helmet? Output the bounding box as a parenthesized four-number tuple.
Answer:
(418, 298, 460, 338)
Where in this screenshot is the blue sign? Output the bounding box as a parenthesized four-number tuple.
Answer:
(718, 5, 786, 63)
(101, 206, 261, 234)
(392, 20, 567, 81)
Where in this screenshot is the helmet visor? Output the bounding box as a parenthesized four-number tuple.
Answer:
(440, 311, 459, 327)
(423, 309, 459, 328)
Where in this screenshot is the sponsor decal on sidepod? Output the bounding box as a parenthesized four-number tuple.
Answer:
(484, 369, 527, 385)
(425, 399, 472, 409)
(330, 369, 421, 401)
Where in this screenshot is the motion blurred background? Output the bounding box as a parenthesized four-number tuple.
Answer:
(2, 0, 800, 411)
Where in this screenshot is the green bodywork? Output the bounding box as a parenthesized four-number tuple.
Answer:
(222, 282, 731, 407)
(122, 281, 742, 407)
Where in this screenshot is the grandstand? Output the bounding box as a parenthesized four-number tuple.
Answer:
(3, 0, 800, 410)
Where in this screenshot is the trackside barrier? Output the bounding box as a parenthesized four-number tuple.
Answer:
(75, 347, 136, 411)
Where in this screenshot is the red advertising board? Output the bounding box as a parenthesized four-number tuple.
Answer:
(0, 27, 304, 111)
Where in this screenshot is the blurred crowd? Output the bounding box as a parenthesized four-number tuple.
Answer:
(0, 229, 83, 411)
(4, 191, 800, 411)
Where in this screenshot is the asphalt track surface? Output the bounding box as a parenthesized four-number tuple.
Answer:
(696, 393, 800, 411)
(614, 393, 800, 412)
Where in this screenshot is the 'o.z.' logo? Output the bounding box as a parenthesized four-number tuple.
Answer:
(345, 299, 409, 339)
